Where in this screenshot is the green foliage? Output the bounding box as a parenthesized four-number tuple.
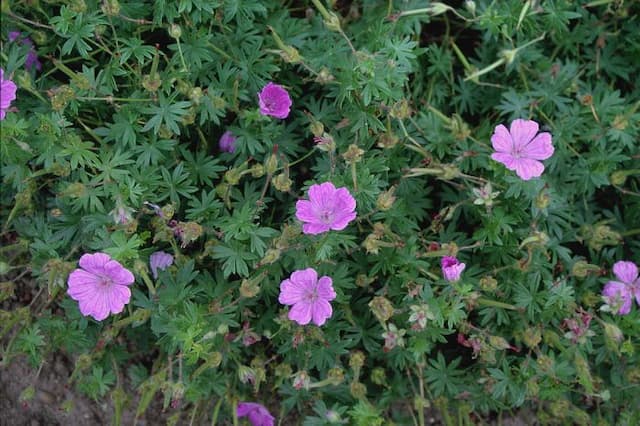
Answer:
(1, 0, 639, 424)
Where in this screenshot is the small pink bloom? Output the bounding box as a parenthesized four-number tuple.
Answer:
(441, 256, 466, 282)
(602, 260, 640, 315)
(295, 182, 357, 235)
(0, 69, 18, 120)
(67, 253, 135, 321)
(149, 251, 174, 279)
(219, 130, 236, 153)
(490, 119, 554, 180)
(278, 268, 336, 326)
(258, 82, 292, 119)
(237, 402, 275, 426)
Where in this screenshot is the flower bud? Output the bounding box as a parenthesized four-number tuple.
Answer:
(168, 24, 182, 39)
(327, 367, 345, 386)
(174, 221, 203, 248)
(260, 248, 280, 265)
(349, 381, 367, 399)
(355, 274, 373, 288)
(342, 144, 364, 165)
(522, 327, 541, 348)
(371, 367, 386, 386)
(292, 370, 311, 390)
(488, 336, 510, 350)
(265, 154, 278, 174)
(377, 131, 399, 149)
(535, 190, 550, 209)
(238, 365, 256, 385)
(602, 322, 623, 354)
(101, 0, 120, 16)
(376, 186, 396, 211)
(571, 260, 600, 278)
(479, 276, 497, 292)
(315, 67, 335, 84)
(142, 72, 161, 92)
(349, 351, 365, 375)
(272, 174, 292, 192)
(389, 99, 412, 119)
(250, 164, 265, 178)
(310, 120, 324, 137)
(368, 296, 394, 323)
(224, 168, 242, 185)
(239, 276, 262, 298)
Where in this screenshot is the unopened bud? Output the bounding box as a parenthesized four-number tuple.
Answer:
(260, 249, 280, 265)
(327, 367, 345, 386)
(535, 191, 550, 209)
(377, 131, 399, 149)
(292, 370, 311, 390)
(250, 164, 265, 178)
(369, 296, 394, 323)
(479, 276, 497, 292)
(602, 322, 623, 354)
(310, 121, 324, 137)
(571, 260, 600, 278)
(265, 154, 278, 174)
(273, 174, 292, 192)
(349, 351, 365, 375)
(168, 24, 182, 39)
(370, 367, 386, 386)
(376, 186, 396, 211)
(522, 327, 541, 348)
(142, 73, 161, 92)
(488, 336, 511, 350)
(315, 67, 335, 84)
(225, 168, 242, 185)
(342, 144, 364, 165)
(101, 0, 120, 16)
(349, 381, 367, 399)
(389, 99, 412, 119)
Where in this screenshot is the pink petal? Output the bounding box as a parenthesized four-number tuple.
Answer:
(107, 285, 131, 314)
(278, 279, 307, 305)
(79, 253, 112, 275)
(302, 222, 331, 235)
(78, 290, 110, 321)
(491, 124, 513, 153)
(521, 132, 554, 160)
(289, 302, 312, 325)
(603, 281, 633, 315)
(316, 276, 336, 300)
(329, 210, 356, 231)
(334, 188, 356, 212)
(104, 260, 135, 286)
(295, 200, 318, 222)
(290, 268, 317, 287)
(491, 152, 518, 170)
(67, 269, 101, 298)
(509, 119, 539, 149)
(514, 158, 545, 180)
(612, 261, 639, 284)
(308, 182, 337, 210)
(311, 299, 333, 326)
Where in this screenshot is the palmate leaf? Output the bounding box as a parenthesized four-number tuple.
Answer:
(142, 95, 191, 136)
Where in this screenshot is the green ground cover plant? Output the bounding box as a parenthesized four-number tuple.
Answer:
(1, 0, 639, 424)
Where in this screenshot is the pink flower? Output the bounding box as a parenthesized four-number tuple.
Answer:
(278, 268, 336, 326)
(441, 256, 466, 282)
(0, 69, 18, 120)
(237, 402, 275, 426)
(258, 82, 292, 119)
(602, 261, 640, 315)
(490, 119, 554, 180)
(67, 253, 135, 321)
(149, 251, 174, 279)
(295, 182, 357, 235)
(7, 31, 41, 71)
(219, 130, 236, 153)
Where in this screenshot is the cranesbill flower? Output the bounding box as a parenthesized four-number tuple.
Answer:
(0, 69, 18, 120)
(237, 402, 275, 426)
(219, 130, 236, 153)
(441, 256, 466, 282)
(278, 268, 336, 326)
(149, 251, 174, 279)
(295, 182, 357, 235)
(258, 82, 292, 119)
(491, 119, 554, 181)
(602, 261, 640, 315)
(67, 252, 135, 321)
(8, 31, 41, 71)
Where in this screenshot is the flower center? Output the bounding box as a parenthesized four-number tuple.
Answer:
(98, 275, 113, 287)
(303, 286, 318, 303)
(318, 209, 334, 224)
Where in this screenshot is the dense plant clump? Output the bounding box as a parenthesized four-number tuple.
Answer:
(1, 0, 639, 424)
